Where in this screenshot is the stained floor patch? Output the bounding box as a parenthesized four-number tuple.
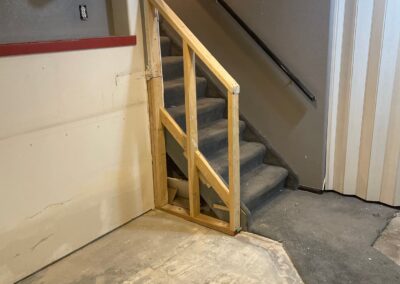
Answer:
(19, 210, 302, 284)
(374, 213, 400, 266)
(250, 190, 400, 284)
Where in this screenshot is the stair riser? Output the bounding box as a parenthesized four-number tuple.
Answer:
(245, 180, 285, 212)
(172, 104, 226, 130)
(216, 149, 266, 184)
(163, 59, 183, 81)
(164, 130, 248, 225)
(199, 123, 245, 156)
(164, 79, 207, 108)
(161, 38, 171, 57)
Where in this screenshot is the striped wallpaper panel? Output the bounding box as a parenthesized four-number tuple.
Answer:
(327, 0, 400, 206)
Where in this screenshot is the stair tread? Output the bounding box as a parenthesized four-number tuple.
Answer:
(241, 164, 288, 206)
(164, 77, 207, 108)
(160, 33, 291, 223)
(207, 141, 266, 178)
(160, 36, 171, 57)
(167, 97, 225, 125)
(160, 36, 170, 42)
(198, 119, 246, 155)
(199, 119, 245, 143)
(162, 56, 183, 64)
(164, 77, 207, 89)
(162, 56, 184, 81)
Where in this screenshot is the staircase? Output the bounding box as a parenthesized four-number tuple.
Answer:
(144, 0, 295, 233)
(160, 31, 290, 229)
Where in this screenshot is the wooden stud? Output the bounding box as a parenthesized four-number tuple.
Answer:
(144, 1, 168, 207)
(160, 107, 186, 149)
(183, 41, 201, 217)
(213, 204, 230, 212)
(195, 151, 230, 206)
(228, 91, 241, 232)
(161, 204, 234, 235)
(145, 0, 242, 234)
(159, 110, 229, 206)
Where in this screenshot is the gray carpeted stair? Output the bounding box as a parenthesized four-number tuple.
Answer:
(161, 35, 289, 227)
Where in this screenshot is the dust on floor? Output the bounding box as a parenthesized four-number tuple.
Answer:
(19, 210, 302, 284)
(374, 213, 400, 266)
(250, 189, 400, 284)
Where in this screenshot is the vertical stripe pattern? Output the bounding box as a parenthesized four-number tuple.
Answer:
(328, 0, 400, 206)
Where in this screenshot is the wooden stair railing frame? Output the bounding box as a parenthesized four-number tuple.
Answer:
(144, 0, 241, 235)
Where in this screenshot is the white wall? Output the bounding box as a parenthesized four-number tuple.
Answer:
(327, 0, 400, 206)
(0, 1, 154, 283)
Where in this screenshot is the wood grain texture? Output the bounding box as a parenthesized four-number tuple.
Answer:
(148, 0, 241, 230)
(228, 92, 241, 231)
(160, 107, 186, 148)
(195, 151, 230, 206)
(161, 204, 233, 235)
(144, 1, 168, 207)
(183, 42, 201, 217)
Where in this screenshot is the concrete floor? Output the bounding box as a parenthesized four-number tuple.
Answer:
(250, 189, 400, 284)
(374, 213, 400, 266)
(19, 210, 302, 284)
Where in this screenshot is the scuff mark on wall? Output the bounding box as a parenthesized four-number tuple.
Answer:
(31, 234, 54, 251)
(26, 199, 72, 220)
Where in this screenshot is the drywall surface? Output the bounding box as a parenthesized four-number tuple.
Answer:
(20, 210, 303, 284)
(0, 0, 112, 43)
(0, 1, 154, 283)
(164, 0, 331, 188)
(225, 0, 330, 104)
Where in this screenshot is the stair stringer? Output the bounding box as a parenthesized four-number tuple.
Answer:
(165, 130, 250, 230)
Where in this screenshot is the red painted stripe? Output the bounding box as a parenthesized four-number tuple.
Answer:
(0, 36, 137, 57)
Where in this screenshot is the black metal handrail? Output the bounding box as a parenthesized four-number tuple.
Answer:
(217, 0, 316, 103)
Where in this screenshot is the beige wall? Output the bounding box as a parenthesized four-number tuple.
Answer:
(0, 1, 154, 283)
(327, 0, 400, 206)
(164, 0, 331, 188)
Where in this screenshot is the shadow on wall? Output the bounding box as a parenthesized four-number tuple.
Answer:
(196, 0, 308, 126)
(166, 0, 329, 188)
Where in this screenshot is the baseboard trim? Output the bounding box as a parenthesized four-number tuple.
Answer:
(298, 185, 323, 194)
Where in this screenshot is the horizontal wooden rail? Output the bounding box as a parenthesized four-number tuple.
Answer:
(148, 0, 240, 95)
(161, 204, 233, 235)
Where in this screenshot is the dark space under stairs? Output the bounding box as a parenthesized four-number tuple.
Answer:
(160, 32, 295, 229)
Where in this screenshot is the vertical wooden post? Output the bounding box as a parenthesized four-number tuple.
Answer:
(144, 1, 168, 207)
(183, 41, 200, 217)
(228, 92, 240, 231)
